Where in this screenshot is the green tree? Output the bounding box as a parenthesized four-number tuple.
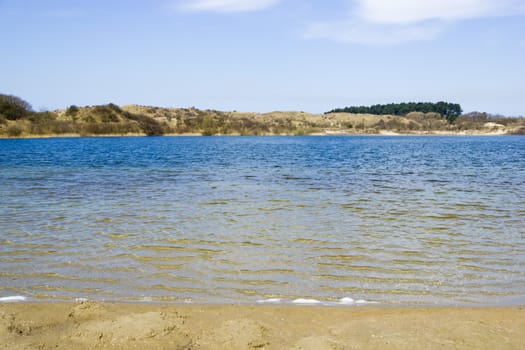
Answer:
(326, 101, 463, 123)
(0, 94, 33, 120)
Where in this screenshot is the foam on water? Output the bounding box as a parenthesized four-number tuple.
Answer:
(292, 298, 323, 305)
(355, 299, 376, 305)
(338, 297, 356, 305)
(0, 296, 27, 303)
(256, 298, 282, 304)
(256, 297, 378, 306)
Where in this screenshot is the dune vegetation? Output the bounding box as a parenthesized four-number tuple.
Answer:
(1, 94, 524, 137)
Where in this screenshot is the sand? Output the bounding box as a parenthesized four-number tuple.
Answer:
(1, 302, 524, 349)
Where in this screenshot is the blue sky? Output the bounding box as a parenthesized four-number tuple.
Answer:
(1, 0, 524, 115)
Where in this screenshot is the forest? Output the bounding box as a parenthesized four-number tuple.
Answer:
(326, 102, 463, 124)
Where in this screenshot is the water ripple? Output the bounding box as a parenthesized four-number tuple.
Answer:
(1, 136, 524, 305)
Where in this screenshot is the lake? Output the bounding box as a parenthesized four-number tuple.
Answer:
(1, 136, 524, 305)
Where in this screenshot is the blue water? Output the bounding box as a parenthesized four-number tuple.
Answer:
(1, 136, 524, 305)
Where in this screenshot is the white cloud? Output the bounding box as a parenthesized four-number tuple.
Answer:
(305, 19, 446, 46)
(355, 0, 515, 24)
(179, 0, 279, 13)
(306, 0, 525, 45)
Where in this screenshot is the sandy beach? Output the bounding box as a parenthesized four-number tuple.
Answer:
(1, 302, 523, 349)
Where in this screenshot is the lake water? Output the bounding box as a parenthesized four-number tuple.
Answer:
(1, 136, 524, 306)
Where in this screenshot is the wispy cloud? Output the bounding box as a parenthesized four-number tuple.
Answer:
(306, 0, 525, 45)
(178, 0, 280, 13)
(305, 19, 447, 46)
(356, 0, 519, 24)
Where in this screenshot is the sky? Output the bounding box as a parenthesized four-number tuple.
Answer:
(1, 0, 524, 116)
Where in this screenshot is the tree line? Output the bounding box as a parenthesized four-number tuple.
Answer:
(326, 102, 463, 123)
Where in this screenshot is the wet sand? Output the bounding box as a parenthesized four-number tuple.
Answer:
(1, 302, 524, 349)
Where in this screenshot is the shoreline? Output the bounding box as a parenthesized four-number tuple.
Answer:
(0, 130, 517, 139)
(1, 302, 524, 349)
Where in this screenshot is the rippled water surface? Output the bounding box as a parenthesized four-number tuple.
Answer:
(1, 136, 524, 305)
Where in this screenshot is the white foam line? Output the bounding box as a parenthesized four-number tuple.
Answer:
(256, 298, 282, 304)
(0, 296, 27, 303)
(332, 297, 379, 306)
(257, 297, 378, 306)
(355, 299, 379, 305)
(292, 298, 322, 305)
(338, 297, 355, 305)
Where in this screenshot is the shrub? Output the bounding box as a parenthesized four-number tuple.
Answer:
(407, 121, 419, 130)
(201, 116, 218, 135)
(201, 129, 216, 136)
(92, 105, 121, 122)
(65, 105, 80, 117)
(142, 120, 164, 136)
(7, 124, 23, 137)
(374, 119, 386, 129)
(28, 111, 57, 124)
(510, 127, 525, 135)
(406, 111, 424, 120)
(50, 121, 75, 134)
(107, 103, 122, 112)
(126, 113, 164, 136)
(446, 114, 459, 124)
(0, 94, 33, 120)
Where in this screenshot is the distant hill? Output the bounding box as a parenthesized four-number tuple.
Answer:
(1, 94, 524, 137)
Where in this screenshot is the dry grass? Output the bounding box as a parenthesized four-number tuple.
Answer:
(1, 104, 524, 137)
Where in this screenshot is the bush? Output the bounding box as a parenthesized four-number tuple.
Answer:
(7, 124, 23, 137)
(92, 105, 120, 123)
(201, 128, 216, 136)
(37, 121, 76, 135)
(28, 111, 57, 124)
(446, 114, 459, 124)
(0, 94, 33, 120)
(125, 113, 164, 136)
(142, 121, 164, 136)
(107, 103, 122, 113)
(201, 116, 218, 135)
(374, 119, 386, 129)
(510, 127, 525, 135)
(406, 111, 425, 120)
(65, 105, 80, 117)
(407, 121, 419, 130)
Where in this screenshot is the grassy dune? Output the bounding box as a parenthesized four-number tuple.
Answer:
(1, 103, 524, 137)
